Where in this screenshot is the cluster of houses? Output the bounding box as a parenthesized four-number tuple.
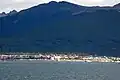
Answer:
(0, 54, 55, 61)
(0, 53, 120, 62)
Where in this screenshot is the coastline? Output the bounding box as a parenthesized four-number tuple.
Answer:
(0, 59, 119, 64)
(0, 53, 120, 63)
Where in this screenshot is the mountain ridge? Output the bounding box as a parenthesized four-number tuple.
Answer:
(0, 1, 118, 17)
(0, 1, 120, 56)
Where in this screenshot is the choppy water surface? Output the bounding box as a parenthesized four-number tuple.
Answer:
(0, 61, 120, 80)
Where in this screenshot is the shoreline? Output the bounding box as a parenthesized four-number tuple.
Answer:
(0, 54, 120, 63)
(0, 59, 119, 64)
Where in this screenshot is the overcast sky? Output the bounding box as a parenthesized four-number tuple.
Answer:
(0, 0, 120, 13)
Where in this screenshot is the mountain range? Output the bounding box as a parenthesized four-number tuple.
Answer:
(1, 1, 120, 56)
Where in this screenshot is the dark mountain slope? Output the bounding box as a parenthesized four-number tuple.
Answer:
(0, 1, 120, 56)
(0, 12, 7, 17)
(113, 3, 120, 8)
(0, 10, 17, 17)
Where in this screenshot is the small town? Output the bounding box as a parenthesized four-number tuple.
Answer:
(0, 52, 120, 63)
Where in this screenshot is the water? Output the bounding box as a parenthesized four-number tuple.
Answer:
(0, 60, 120, 80)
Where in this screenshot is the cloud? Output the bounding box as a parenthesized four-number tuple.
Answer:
(12, 0, 25, 3)
(80, 0, 104, 3)
(76, 0, 104, 3)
